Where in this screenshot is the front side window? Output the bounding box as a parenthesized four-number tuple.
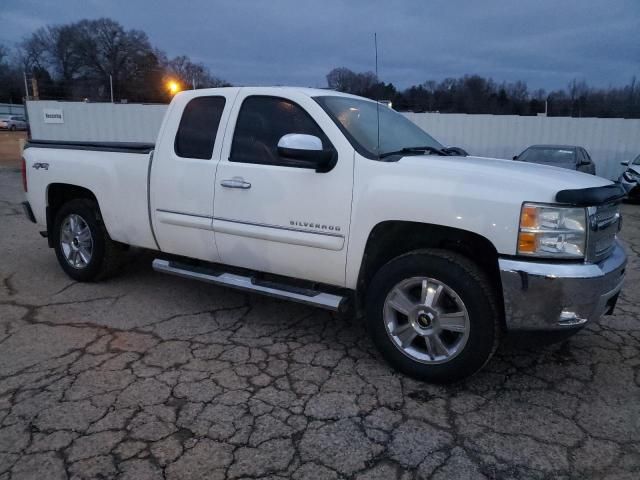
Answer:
(230, 96, 333, 166)
(314, 95, 443, 158)
(174, 96, 226, 159)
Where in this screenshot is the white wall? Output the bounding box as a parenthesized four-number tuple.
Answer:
(404, 112, 640, 180)
(25, 100, 639, 180)
(26, 100, 167, 143)
(0, 103, 25, 116)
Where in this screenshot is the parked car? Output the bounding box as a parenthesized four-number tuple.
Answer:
(0, 115, 28, 131)
(619, 153, 640, 201)
(21, 87, 626, 383)
(513, 145, 596, 175)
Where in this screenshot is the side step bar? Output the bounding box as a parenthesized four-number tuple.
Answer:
(152, 259, 346, 312)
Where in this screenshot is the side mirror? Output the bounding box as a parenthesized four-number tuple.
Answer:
(621, 161, 629, 167)
(277, 134, 335, 172)
(512, 155, 519, 160)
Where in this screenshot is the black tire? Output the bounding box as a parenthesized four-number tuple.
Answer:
(365, 249, 501, 383)
(10, 125, 16, 131)
(53, 199, 124, 281)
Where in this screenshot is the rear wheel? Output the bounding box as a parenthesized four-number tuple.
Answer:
(53, 199, 124, 281)
(9, 125, 16, 131)
(365, 249, 500, 383)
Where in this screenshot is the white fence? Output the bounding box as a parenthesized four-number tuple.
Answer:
(26, 101, 167, 143)
(24, 100, 639, 180)
(0, 103, 25, 116)
(404, 113, 640, 180)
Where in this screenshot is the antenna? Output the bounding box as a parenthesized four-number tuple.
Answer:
(375, 32, 380, 158)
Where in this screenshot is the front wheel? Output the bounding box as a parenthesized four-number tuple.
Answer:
(53, 199, 124, 281)
(365, 249, 501, 383)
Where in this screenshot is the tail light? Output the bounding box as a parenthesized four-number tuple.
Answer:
(21, 157, 27, 192)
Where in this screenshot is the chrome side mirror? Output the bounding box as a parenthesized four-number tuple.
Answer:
(277, 134, 335, 173)
(277, 133, 323, 151)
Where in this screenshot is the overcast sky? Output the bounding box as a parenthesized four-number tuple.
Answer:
(1, 0, 638, 91)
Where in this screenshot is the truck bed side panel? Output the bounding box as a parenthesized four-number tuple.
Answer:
(23, 147, 157, 250)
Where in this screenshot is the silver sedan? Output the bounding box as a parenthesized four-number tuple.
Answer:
(0, 115, 28, 131)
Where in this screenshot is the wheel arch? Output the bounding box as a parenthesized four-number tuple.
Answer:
(46, 183, 100, 247)
(355, 220, 504, 325)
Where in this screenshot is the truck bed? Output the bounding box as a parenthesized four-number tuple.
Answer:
(23, 140, 158, 250)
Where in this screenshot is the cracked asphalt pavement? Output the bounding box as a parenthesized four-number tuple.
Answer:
(1, 167, 639, 479)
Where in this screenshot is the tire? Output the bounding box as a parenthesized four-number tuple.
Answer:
(53, 199, 124, 281)
(365, 249, 500, 383)
(10, 125, 16, 131)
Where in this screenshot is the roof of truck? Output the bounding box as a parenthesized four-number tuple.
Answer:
(189, 86, 366, 100)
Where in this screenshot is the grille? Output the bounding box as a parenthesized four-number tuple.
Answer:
(587, 203, 620, 262)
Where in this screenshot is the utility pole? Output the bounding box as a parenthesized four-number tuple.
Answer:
(23, 71, 30, 101)
(110, 75, 114, 103)
(31, 77, 39, 100)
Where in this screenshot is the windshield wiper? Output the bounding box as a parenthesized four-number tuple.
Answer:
(379, 146, 449, 159)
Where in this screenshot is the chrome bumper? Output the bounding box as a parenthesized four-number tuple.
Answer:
(499, 241, 627, 331)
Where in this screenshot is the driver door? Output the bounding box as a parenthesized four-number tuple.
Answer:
(213, 89, 354, 286)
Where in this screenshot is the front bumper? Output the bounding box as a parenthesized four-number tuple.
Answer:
(499, 241, 626, 331)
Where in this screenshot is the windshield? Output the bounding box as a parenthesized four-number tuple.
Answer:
(314, 95, 442, 158)
(519, 147, 576, 164)
(633, 154, 640, 166)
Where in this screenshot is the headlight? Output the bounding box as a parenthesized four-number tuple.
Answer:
(518, 203, 586, 259)
(623, 170, 640, 183)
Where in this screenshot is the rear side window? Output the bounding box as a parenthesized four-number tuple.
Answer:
(230, 96, 333, 166)
(174, 96, 226, 159)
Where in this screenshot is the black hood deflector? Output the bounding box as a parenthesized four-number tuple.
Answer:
(556, 183, 626, 206)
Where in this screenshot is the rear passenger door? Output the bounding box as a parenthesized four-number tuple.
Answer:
(150, 89, 239, 261)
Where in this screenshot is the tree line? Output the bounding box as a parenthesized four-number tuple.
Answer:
(1, 17, 638, 118)
(327, 67, 640, 118)
(0, 18, 229, 104)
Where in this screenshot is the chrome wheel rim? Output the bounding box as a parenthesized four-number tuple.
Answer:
(60, 214, 93, 269)
(383, 276, 470, 364)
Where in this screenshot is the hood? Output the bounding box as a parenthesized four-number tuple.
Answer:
(629, 164, 640, 175)
(397, 154, 610, 204)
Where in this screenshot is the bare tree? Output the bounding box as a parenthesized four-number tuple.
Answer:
(17, 33, 48, 71)
(41, 25, 83, 83)
(0, 44, 26, 102)
(69, 18, 156, 100)
(326, 67, 380, 96)
(165, 55, 228, 89)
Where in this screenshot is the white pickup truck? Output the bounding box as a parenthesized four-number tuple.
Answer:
(21, 87, 627, 382)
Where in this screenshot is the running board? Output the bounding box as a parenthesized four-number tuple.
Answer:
(152, 259, 346, 311)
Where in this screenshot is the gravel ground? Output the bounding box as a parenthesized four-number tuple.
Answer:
(0, 132, 27, 169)
(0, 166, 639, 479)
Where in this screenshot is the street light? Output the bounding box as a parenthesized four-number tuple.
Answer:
(167, 80, 181, 95)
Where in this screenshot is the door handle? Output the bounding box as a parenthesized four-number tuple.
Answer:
(220, 177, 251, 189)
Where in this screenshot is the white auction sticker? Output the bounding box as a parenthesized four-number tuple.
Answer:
(43, 109, 64, 124)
